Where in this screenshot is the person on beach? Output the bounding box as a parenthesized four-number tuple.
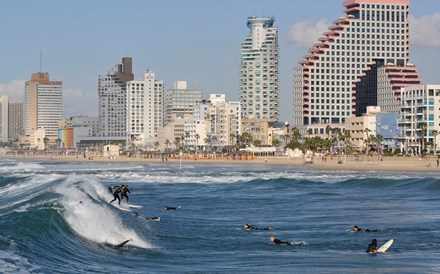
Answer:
(109, 185, 124, 206)
(352, 225, 381, 232)
(270, 236, 291, 245)
(121, 185, 131, 203)
(366, 239, 378, 253)
(244, 224, 272, 231)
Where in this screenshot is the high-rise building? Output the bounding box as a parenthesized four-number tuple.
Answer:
(98, 57, 134, 137)
(0, 96, 8, 143)
(399, 85, 440, 155)
(126, 70, 164, 147)
(240, 16, 279, 123)
(8, 101, 23, 142)
(164, 81, 202, 125)
(24, 72, 63, 137)
(294, 0, 411, 134)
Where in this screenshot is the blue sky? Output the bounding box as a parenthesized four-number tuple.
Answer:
(1, 0, 439, 123)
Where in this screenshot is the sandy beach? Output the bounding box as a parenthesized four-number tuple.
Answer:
(3, 153, 439, 173)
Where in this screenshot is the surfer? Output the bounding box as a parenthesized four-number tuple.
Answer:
(108, 185, 115, 194)
(121, 185, 131, 203)
(106, 238, 133, 249)
(244, 224, 272, 231)
(366, 239, 378, 253)
(132, 212, 161, 222)
(164, 205, 181, 210)
(109, 185, 124, 206)
(352, 225, 381, 232)
(270, 236, 291, 246)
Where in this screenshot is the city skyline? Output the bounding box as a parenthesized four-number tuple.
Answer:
(0, 0, 439, 123)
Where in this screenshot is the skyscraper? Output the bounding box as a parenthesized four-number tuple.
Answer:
(240, 16, 279, 123)
(24, 72, 63, 137)
(294, 0, 412, 134)
(126, 70, 164, 147)
(98, 57, 134, 137)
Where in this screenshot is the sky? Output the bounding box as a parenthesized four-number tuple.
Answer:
(0, 0, 439, 123)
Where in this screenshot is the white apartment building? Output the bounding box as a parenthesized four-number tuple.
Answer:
(98, 57, 133, 138)
(126, 70, 164, 148)
(240, 16, 279, 122)
(205, 94, 241, 149)
(344, 107, 378, 150)
(399, 85, 440, 154)
(71, 115, 99, 136)
(164, 81, 202, 126)
(294, 0, 411, 135)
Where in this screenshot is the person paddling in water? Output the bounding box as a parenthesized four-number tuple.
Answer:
(270, 236, 291, 245)
(352, 225, 381, 232)
(244, 223, 272, 231)
(366, 238, 378, 253)
(164, 205, 181, 210)
(106, 238, 133, 249)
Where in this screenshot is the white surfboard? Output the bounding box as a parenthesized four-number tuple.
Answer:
(110, 203, 131, 212)
(127, 204, 142, 208)
(376, 239, 393, 253)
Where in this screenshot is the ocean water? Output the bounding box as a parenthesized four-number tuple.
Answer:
(0, 159, 439, 273)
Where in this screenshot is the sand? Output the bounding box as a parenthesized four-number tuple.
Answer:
(3, 153, 440, 173)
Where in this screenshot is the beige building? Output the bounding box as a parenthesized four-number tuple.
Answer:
(24, 72, 63, 144)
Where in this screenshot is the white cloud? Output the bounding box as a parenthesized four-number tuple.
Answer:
(286, 18, 330, 48)
(410, 13, 440, 48)
(0, 80, 25, 101)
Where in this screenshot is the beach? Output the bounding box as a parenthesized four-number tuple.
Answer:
(3, 152, 439, 173)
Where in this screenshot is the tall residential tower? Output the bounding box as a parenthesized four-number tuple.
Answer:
(240, 17, 279, 123)
(293, 0, 413, 134)
(98, 57, 134, 137)
(24, 72, 63, 137)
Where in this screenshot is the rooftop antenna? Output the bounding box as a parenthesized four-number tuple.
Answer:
(40, 50, 42, 73)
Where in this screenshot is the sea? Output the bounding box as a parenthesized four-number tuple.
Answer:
(0, 159, 439, 274)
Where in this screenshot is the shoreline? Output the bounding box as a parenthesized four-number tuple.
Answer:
(2, 154, 439, 173)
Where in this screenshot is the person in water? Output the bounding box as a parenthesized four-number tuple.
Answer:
(106, 238, 133, 249)
(352, 225, 381, 232)
(108, 185, 115, 194)
(109, 185, 124, 206)
(366, 238, 378, 253)
(164, 205, 181, 210)
(132, 212, 161, 222)
(244, 223, 272, 231)
(270, 236, 291, 245)
(121, 185, 131, 203)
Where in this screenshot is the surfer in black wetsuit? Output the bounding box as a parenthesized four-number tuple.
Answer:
(132, 212, 161, 222)
(270, 236, 291, 245)
(121, 185, 131, 203)
(352, 225, 381, 232)
(164, 205, 181, 210)
(106, 238, 133, 249)
(108, 185, 115, 194)
(366, 238, 378, 253)
(244, 223, 272, 231)
(109, 185, 124, 206)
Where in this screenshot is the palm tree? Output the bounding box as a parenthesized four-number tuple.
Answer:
(432, 130, 438, 155)
(376, 134, 384, 156)
(364, 128, 371, 155)
(174, 137, 181, 151)
(291, 127, 301, 142)
(272, 139, 281, 147)
(325, 125, 332, 139)
(195, 134, 200, 152)
(154, 141, 160, 151)
(165, 139, 170, 151)
(307, 128, 313, 138)
(420, 122, 427, 157)
(43, 136, 49, 150)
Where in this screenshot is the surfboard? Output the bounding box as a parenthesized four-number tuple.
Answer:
(376, 239, 393, 253)
(127, 204, 142, 208)
(110, 203, 131, 212)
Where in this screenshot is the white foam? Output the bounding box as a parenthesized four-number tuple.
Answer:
(56, 178, 151, 249)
